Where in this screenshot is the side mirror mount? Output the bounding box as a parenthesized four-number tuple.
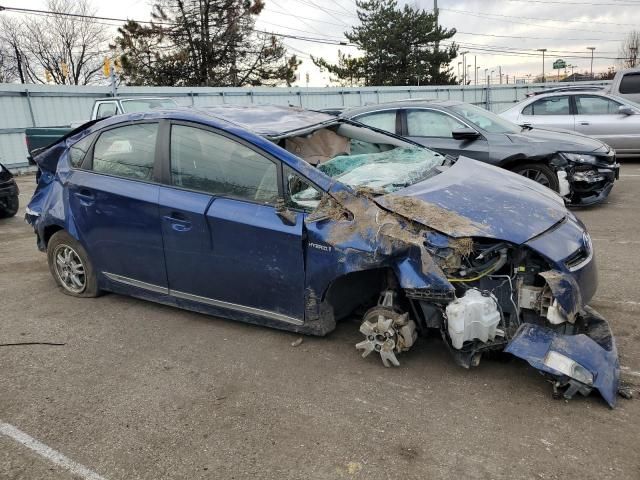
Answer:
(618, 105, 636, 116)
(275, 198, 297, 226)
(452, 128, 481, 140)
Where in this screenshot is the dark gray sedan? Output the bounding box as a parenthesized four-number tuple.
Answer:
(340, 100, 620, 206)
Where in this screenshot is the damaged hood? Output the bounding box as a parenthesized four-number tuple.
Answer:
(374, 157, 567, 244)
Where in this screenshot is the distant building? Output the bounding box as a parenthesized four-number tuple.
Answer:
(562, 73, 594, 82)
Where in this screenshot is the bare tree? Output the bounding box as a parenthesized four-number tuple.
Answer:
(0, 0, 110, 84)
(620, 30, 640, 69)
(0, 17, 32, 83)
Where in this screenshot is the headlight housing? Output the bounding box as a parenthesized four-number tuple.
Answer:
(544, 350, 594, 385)
(560, 152, 600, 165)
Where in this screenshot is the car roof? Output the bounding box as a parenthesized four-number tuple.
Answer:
(88, 105, 339, 139)
(341, 99, 463, 117)
(195, 104, 338, 137)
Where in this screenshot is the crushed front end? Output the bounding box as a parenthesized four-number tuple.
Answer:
(311, 182, 620, 407)
(554, 148, 619, 206)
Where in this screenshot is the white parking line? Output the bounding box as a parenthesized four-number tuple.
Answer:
(0, 422, 107, 480)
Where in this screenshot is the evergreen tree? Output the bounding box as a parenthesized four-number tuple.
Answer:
(112, 0, 300, 87)
(314, 0, 457, 86)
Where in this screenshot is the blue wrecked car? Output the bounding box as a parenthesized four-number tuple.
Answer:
(25, 105, 620, 407)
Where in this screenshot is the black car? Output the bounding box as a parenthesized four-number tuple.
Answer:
(0, 162, 19, 218)
(340, 100, 620, 206)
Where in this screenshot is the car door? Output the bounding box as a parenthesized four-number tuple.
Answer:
(400, 108, 490, 161)
(520, 95, 575, 131)
(573, 94, 640, 152)
(67, 121, 168, 289)
(158, 121, 306, 323)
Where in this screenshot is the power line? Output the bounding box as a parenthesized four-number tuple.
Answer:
(0, 4, 355, 46)
(508, 0, 640, 5)
(440, 6, 640, 28)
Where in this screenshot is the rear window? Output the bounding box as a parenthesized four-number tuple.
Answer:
(619, 73, 640, 94)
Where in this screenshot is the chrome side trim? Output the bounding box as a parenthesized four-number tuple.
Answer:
(171, 289, 304, 326)
(103, 272, 169, 295)
(103, 272, 304, 326)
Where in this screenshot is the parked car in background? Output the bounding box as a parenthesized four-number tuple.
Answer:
(340, 100, 619, 206)
(25, 105, 620, 406)
(0, 162, 19, 218)
(25, 97, 178, 157)
(607, 67, 640, 103)
(500, 91, 640, 157)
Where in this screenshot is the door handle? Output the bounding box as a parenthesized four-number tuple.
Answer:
(580, 121, 590, 125)
(74, 189, 94, 206)
(163, 213, 192, 232)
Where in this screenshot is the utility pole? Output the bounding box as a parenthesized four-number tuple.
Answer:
(587, 47, 595, 79)
(499, 66, 503, 84)
(476, 66, 480, 85)
(458, 62, 462, 83)
(474, 56, 477, 85)
(433, 0, 439, 79)
(537, 49, 547, 83)
(461, 51, 469, 85)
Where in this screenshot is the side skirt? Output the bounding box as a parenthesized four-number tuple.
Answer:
(101, 272, 335, 335)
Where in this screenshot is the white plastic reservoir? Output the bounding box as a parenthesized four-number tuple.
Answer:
(446, 289, 501, 350)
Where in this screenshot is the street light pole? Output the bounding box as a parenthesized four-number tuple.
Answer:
(461, 51, 469, 85)
(537, 48, 547, 83)
(587, 47, 595, 79)
(457, 62, 462, 83)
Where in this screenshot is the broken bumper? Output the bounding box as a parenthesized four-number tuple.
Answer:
(567, 162, 619, 206)
(505, 306, 619, 407)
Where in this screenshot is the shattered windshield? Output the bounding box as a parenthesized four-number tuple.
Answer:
(284, 122, 445, 209)
(289, 147, 444, 209)
(319, 147, 443, 192)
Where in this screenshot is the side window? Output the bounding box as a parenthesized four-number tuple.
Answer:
(171, 125, 279, 204)
(96, 102, 118, 119)
(354, 111, 397, 133)
(92, 123, 158, 180)
(620, 73, 640, 94)
(406, 109, 466, 137)
(522, 104, 533, 115)
(284, 165, 322, 211)
(68, 133, 95, 168)
(575, 95, 621, 115)
(527, 96, 571, 115)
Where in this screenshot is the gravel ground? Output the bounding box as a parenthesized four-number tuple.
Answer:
(1, 166, 639, 480)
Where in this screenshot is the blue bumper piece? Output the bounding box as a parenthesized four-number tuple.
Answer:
(505, 307, 619, 408)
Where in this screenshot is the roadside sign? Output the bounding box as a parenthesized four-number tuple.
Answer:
(553, 59, 566, 70)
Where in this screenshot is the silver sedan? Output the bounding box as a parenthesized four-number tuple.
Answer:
(500, 91, 640, 157)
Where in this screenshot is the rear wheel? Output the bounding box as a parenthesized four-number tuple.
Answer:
(47, 231, 100, 297)
(511, 163, 560, 192)
(0, 195, 19, 218)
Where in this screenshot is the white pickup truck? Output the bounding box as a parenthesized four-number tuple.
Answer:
(607, 68, 640, 103)
(26, 97, 178, 156)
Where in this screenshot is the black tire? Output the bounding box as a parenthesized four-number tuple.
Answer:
(511, 162, 560, 192)
(47, 231, 101, 297)
(0, 195, 19, 218)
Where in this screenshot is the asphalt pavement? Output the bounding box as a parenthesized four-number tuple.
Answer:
(1, 166, 639, 480)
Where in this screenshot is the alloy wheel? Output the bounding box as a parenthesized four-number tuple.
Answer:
(53, 244, 86, 294)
